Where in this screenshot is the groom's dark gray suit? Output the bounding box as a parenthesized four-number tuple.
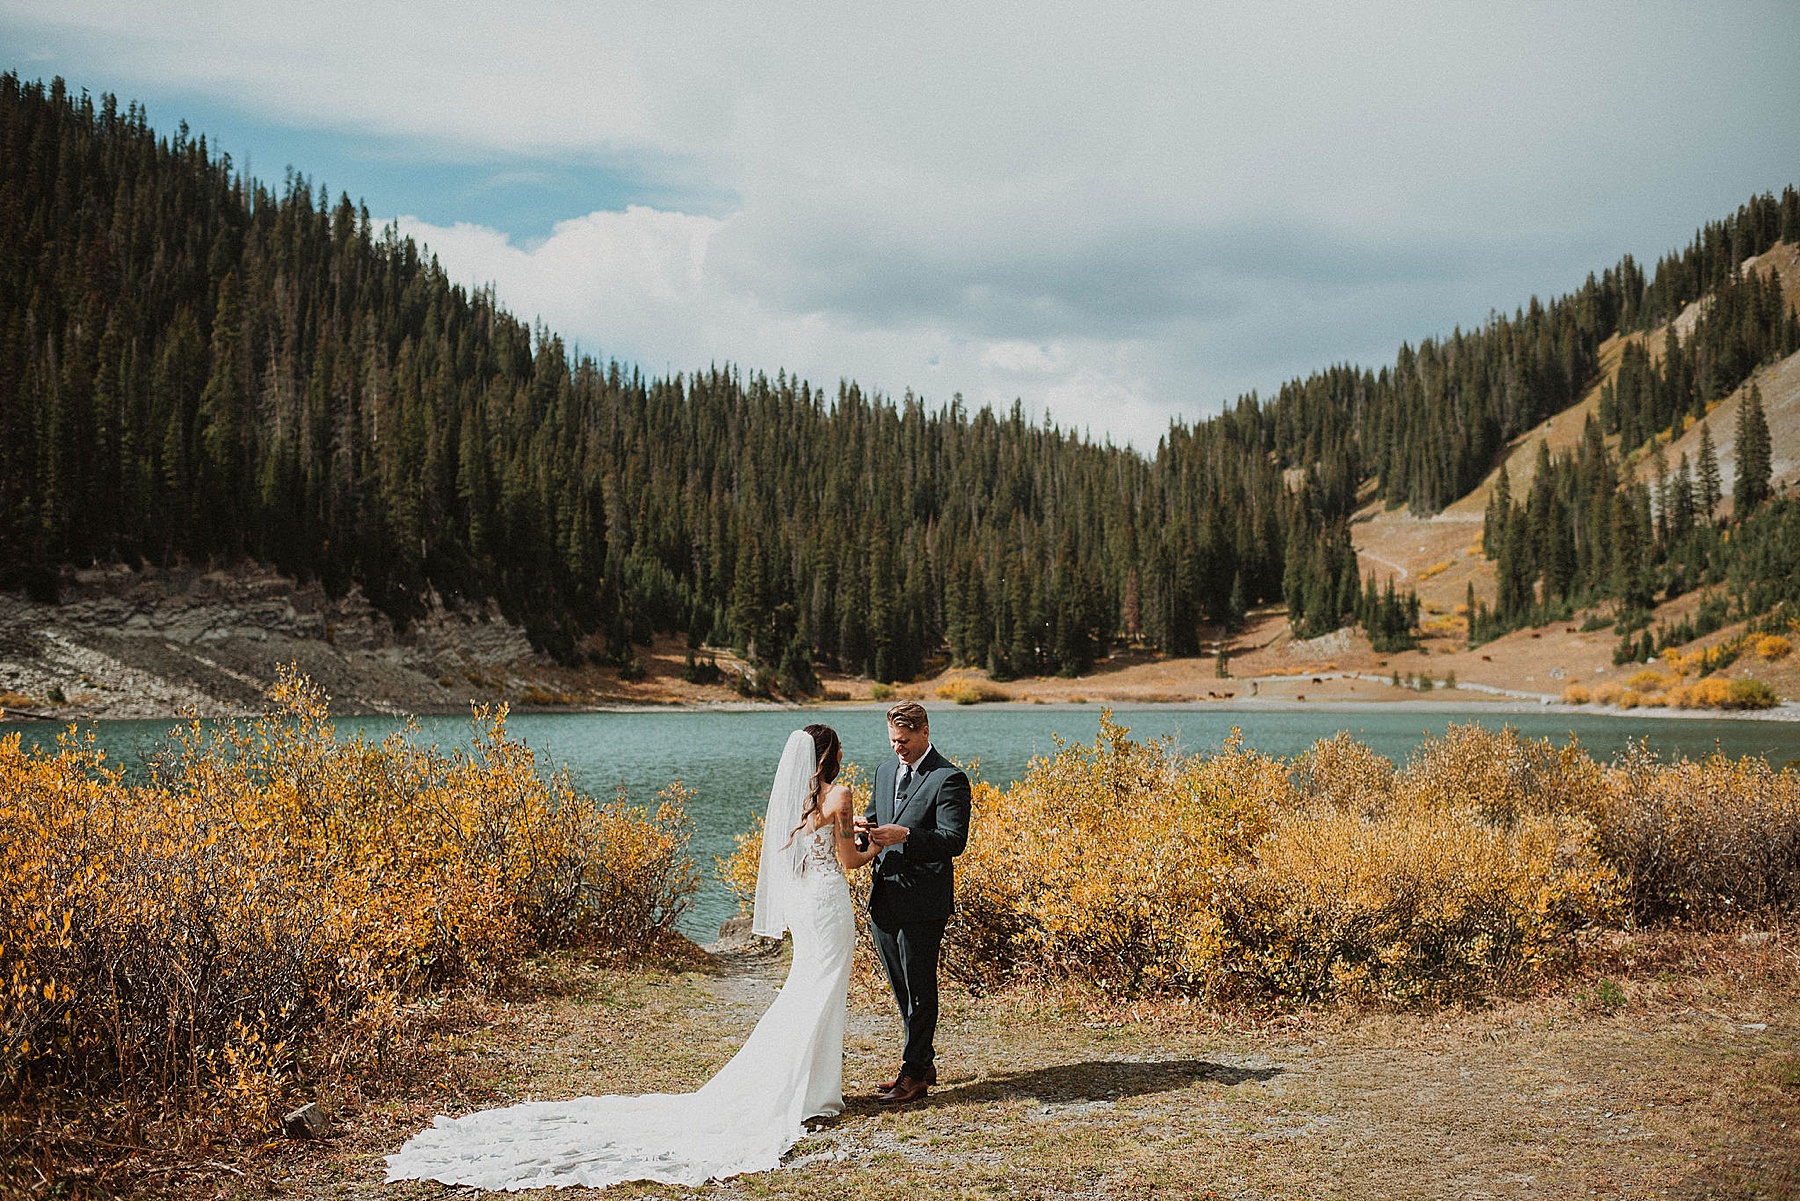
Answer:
(867, 746, 971, 1078)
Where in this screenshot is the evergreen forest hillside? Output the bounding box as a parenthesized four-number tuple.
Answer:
(3, 73, 1798, 690)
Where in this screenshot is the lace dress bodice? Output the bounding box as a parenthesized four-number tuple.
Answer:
(799, 823, 844, 879)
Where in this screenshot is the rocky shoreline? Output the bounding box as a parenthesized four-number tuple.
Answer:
(6, 563, 1798, 726)
(0, 563, 539, 721)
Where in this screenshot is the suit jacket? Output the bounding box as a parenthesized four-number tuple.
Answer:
(866, 746, 971, 926)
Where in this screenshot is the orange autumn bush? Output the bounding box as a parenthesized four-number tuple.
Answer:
(729, 719, 1796, 1008)
(946, 718, 1617, 1003)
(1210, 725, 1616, 1003)
(1753, 633, 1792, 660)
(946, 718, 1278, 995)
(1390, 721, 1610, 824)
(0, 668, 694, 1142)
(1664, 677, 1736, 709)
(1211, 802, 1613, 1003)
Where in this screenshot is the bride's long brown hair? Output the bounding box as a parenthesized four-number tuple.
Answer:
(785, 723, 842, 847)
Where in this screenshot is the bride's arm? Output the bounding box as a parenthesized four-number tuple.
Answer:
(825, 785, 878, 869)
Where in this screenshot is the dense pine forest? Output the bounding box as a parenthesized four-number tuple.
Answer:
(3, 74, 1798, 688)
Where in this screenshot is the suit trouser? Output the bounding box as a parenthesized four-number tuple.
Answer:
(871, 912, 948, 1074)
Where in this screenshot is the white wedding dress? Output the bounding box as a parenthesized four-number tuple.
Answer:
(386, 733, 854, 1191)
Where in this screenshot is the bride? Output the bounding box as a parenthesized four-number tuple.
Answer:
(385, 724, 874, 1190)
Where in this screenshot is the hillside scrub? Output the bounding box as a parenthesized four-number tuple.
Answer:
(726, 716, 1800, 1007)
(0, 669, 694, 1157)
(1557, 622, 1790, 710)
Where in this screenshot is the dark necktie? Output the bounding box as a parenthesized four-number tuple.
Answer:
(897, 762, 913, 802)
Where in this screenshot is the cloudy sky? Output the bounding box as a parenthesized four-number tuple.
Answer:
(5, 2, 1798, 450)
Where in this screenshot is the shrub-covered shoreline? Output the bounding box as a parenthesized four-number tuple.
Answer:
(7, 683, 1797, 1193)
(0, 669, 697, 1188)
(726, 714, 1799, 1005)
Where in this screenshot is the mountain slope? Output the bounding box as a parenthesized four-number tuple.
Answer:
(1345, 242, 1800, 704)
(2, 72, 1796, 715)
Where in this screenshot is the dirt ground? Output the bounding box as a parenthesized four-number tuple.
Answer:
(128, 926, 1800, 1201)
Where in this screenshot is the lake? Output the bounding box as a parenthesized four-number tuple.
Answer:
(7, 703, 1799, 940)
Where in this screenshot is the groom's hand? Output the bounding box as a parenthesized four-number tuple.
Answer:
(866, 824, 908, 847)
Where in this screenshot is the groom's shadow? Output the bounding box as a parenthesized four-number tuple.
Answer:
(844, 1058, 1282, 1115)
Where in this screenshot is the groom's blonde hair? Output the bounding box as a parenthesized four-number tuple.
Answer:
(885, 701, 929, 732)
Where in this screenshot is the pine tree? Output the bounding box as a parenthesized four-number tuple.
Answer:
(1226, 571, 1247, 631)
(1671, 454, 1696, 539)
(729, 535, 770, 660)
(1696, 420, 1723, 519)
(1496, 507, 1531, 620)
(1733, 383, 1772, 517)
(777, 633, 818, 698)
(1650, 442, 1670, 545)
(1484, 461, 1512, 554)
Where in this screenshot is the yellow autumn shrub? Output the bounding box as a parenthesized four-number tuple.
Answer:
(1665, 678, 1735, 708)
(1207, 725, 1616, 1003)
(936, 680, 1011, 704)
(947, 718, 1280, 994)
(1289, 729, 1394, 817)
(941, 718, 1618, 1004)
(1754, 634, 1792, 660)
(1209, 803, 1613, 1003)
(0, 668, 694, 1141)
(1598, 744, 1800, 920)
(1393, 722, 1610, 825)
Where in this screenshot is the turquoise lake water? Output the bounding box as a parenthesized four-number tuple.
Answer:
(8, 704, 1798, 940)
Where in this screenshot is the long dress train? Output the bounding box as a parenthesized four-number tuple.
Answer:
(384, 825, 854, 1191)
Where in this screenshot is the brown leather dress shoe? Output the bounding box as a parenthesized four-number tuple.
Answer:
(875, 1066, 936, 1092)
(878, 1072, 929, 1105)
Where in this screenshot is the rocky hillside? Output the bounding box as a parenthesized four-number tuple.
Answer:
(0, 563, 774, 720)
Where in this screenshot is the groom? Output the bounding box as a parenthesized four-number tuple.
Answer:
(860, 701, 971, 1105)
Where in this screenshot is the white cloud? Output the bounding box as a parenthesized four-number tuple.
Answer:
(399, 206, 721, 351)
(980, 342, 1066, 375)
(6, 1, 1799, 449)
(400, 207, 1186, 449)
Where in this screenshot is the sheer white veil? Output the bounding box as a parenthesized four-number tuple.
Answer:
(751, 729, 818, 937)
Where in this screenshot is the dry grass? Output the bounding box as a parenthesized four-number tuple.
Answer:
(160, 926, 1800, 1201)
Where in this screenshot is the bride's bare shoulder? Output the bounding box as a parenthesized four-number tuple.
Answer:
(819, 783, 854, 816)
